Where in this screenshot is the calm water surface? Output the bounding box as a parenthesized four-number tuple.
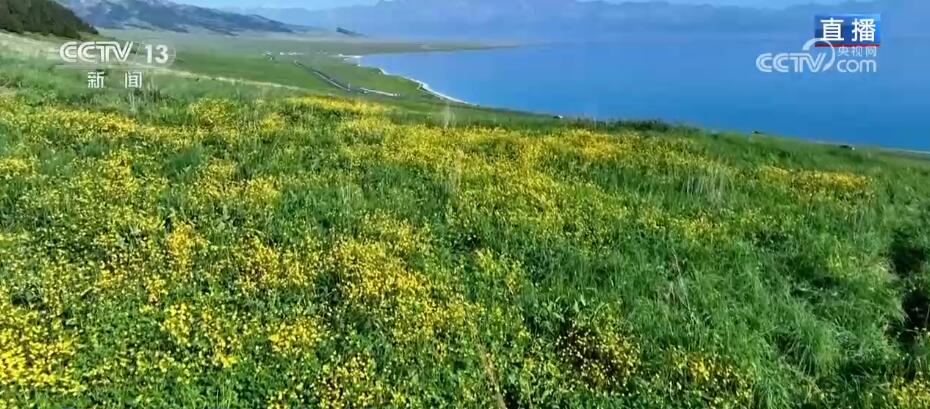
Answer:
(363, 36, 930, 150)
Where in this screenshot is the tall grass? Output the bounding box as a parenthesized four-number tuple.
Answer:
(0, 53, 929, 409)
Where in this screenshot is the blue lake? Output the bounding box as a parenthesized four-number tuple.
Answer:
(363, 35, 929, 150)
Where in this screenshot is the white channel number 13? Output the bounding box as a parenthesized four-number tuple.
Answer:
(145, 44, 170, 65)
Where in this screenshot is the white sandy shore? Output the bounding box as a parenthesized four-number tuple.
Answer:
(367, 64, 470, 105)
(335, 54, 363, 65)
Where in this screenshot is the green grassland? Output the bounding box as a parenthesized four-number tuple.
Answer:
(171, 50, 422, 97)
(106, 29, 497, 100)
(103, 29, 496, 56)
(1, 32, 930, 409)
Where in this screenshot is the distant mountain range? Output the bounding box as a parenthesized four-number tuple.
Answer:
(239, 0, 925, 40)
(51, 0, 926, 40)
(58, 0, 298, 34)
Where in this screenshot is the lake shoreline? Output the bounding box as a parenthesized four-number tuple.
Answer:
(357, 41, 928, 152)
(362, 61, 470, 104)
(361, 56, 930, 155)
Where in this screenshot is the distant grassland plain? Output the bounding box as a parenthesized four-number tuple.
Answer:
(0, 31, 929, 409)
(105, 29, 498, 101)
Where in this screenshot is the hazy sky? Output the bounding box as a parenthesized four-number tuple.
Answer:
(198, 0, 848, 11)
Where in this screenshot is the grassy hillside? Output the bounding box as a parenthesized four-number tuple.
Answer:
(106, 29, 499, 102)
(1, 41, 930, 409)
(0, 0, 96, 38)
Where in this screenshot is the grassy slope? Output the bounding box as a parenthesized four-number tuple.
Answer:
(107, 29, 494, 101)
(0, 0, 97, 38)
(1, 35, 930, 409)
(172, 51, 425, 98)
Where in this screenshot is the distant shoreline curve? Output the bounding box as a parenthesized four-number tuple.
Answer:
(363, 61, 469, 105)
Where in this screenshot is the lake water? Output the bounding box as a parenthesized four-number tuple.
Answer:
(363, 36, 929, 150)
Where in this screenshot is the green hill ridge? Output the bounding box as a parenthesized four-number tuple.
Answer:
(0, 0, 96, 38)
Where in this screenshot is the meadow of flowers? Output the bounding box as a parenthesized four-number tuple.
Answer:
(0, 55, 929, 409)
